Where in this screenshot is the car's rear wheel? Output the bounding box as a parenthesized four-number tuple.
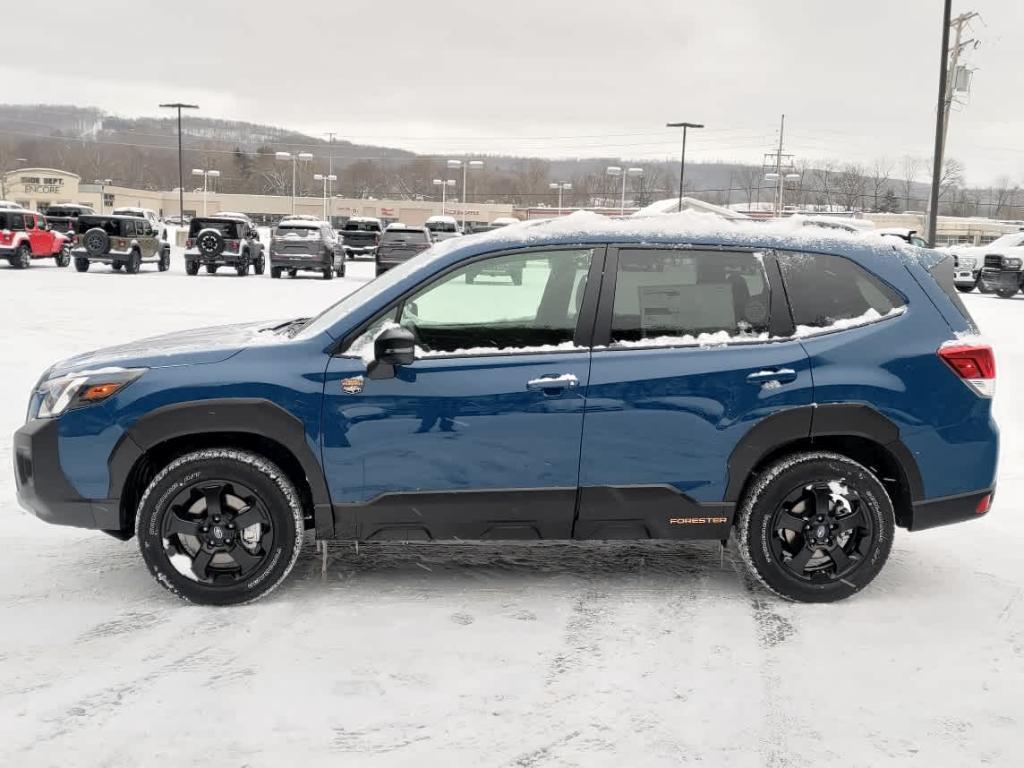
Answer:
(288, 269, 297, 278)
(206, 264, 218, 274)
(322, 266, 334, 280)
(271, 266, 282, 279)
(124, 250, 142, 274)
(253, 254, 265, 275)
(236, 261, 250, 277)
(13, 243, 31, 269)
(158, 248, 170, 272)
(996, 286, 1018, 299)
(55, 244, 71, 267)
(136, 449, 304, 606)
(335, 263, 346, 277)
(955, 282, 976, 293)
(74, 257, 90, 272)
(112, 262, 123, 272)
(185, 260, 199, 275)
(737, 452, 894, 603)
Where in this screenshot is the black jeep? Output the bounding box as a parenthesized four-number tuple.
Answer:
(43, 204, 95, 239)
(72, 215, 170, 273)
(185, 216, 265, 276)
(979, 253, 1024, 299)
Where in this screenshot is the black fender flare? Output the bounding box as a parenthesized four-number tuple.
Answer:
(108, 398, 333, 536)
(724, 404, 924, 503)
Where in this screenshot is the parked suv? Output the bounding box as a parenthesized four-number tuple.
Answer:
(185, 216, 265, 276)
(43, 204, 95, 240)
(269, 218, 345, 279)
(112, 207, 167, 242)
(72, 215, 170, 273)
(14, 215, 997, 606)
(0, 210, 72, 268)
(425, 215, 462, 242)
(340, 216, 383, 259)
(376, 225, 432, 276)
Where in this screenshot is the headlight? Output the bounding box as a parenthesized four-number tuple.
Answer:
(1002, 257, 1022, 270)
(36, 368, 146, 419)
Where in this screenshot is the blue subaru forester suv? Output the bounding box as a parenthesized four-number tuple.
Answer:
(13, 213, 998, 605)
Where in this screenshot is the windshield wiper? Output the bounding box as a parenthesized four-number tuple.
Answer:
(263, 318, 310, 336)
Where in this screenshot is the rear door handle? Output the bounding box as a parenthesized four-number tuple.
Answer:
(746, 368, 798, 385)
(527, 373, 579, 391)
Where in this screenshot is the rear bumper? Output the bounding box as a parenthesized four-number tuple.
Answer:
(343, 245, 377, 257)
(270, 254, 331, 269)
(13, 418, 120, 531)
(908, 489, 994, 531)
(186, 251, 246, 265)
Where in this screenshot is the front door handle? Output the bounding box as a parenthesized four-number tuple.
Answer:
(746, 368, 798, 385)
(527, 373, 579, 391)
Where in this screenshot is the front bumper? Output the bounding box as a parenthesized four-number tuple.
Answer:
(908, 489, 994, 531)
(13, 418, 121, 531)
(954, 268, 978, 285)
(979, 268, 1021, 292)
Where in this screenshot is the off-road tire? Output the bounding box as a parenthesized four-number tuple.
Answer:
(13, 243, 31, 269)
(995, 286, 1018, 299)
(955, 283, 975, 293)
(323, 266, 334, 280)
(55, 245, 71, 267)
(185, 260, 199, 276)
(136, 449, 305, 606)
(236, 261, 250, 277)
(158, 248, 170, 272)
(206, 264, 218, 274)
(271, 267, 282, 279)
(74, 257, 90, 272)
(112, 262, 123, 271)
(253, 254, 265, 275)
(124, 250, 142, 274)
(737, 451, 895, 603)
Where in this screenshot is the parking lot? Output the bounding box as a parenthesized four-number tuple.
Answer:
(1, 249, 1022, 767)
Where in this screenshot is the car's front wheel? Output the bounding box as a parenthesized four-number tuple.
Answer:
(136, 449, 305, 606)
(996, 286, 1019, 299)
(737, 452, 894, 603)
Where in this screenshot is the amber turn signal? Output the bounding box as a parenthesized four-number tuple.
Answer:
(80, 382, 125, 401)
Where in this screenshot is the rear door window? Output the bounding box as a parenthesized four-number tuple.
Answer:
(610, 249, 771, 345)
(777, 252, 905, 332)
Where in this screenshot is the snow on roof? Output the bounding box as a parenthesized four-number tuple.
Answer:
(789, 214, 875, 232)
(425, 215, 458, 224)
(491, 216, 521, 225)
(634, 197, 750, 220)
(348, 216, 381, 223)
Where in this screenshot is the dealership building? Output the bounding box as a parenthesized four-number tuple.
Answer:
(0, 167, 516, 229)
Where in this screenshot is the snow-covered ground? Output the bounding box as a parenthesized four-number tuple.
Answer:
(1, 252, 1023, 767)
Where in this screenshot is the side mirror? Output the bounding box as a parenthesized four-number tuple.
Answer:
(374, 326, 416, 366)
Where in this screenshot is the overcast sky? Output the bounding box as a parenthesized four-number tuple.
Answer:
(2, 0, 1020, 184)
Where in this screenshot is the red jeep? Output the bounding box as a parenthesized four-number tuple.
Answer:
(0, 210, 72, 269)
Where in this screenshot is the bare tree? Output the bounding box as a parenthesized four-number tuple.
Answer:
(835, 163, 867, 211)
(868, 158, 892, 212)
(900, 156, 923, 211)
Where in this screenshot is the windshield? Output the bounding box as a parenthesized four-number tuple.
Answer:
(189, 219, 238, 236)
(343, 221, 381, 232)
(426, 221, 458, 233)
(987, 233, 1024, 249)
(295, 246, 443, 340)
(382, 230, 428, 244)
(275, 224, 320, 237)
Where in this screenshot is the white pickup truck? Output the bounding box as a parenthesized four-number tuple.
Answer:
(948, 231, 1024, 293)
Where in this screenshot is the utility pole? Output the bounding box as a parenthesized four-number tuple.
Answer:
(762, 115, 795, 217)
(159, 103, 199, 222)
(928, 5, 978, 246)
(325, 132, 337, 224)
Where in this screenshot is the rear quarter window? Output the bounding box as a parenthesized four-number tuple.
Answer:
(777, 252, 905, 331)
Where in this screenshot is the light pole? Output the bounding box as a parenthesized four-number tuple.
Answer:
(275, 151, 314, 215)
(432, 178, 455, 214)
(446, 159, 484, 230)
(549, 182, 572, 216)
(666, 121, 704, 212)
(764, 172, 801, 214)
(313, 173, 337, 221)
(191, 168, 220, 216)
(94, 178, 112, 213)
(159, 103, 199, 223)
(606, 166, 643, 215)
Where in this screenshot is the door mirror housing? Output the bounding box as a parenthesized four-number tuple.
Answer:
(374, 326, 416, 366)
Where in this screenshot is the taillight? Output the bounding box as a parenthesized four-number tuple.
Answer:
(116, 239, 126, 249)
(939, 343, 995, 397)
(186, 238, 195, 248)
(226, 239, 240, 251)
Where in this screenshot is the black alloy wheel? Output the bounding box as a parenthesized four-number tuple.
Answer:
(14, 243, 31, 269)
(137, 449, 304, 605)
(768, 482, 874, 582)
